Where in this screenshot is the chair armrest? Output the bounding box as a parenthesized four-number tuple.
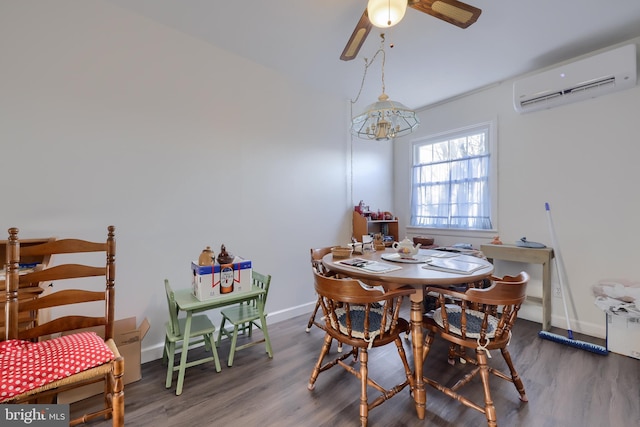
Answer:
(424, 286, 469, 302)
(383, 286, 416, 299)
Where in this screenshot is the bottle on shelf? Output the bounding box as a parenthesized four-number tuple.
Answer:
(198, 246, 214, 266)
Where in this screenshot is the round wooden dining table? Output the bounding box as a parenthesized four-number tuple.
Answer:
(322, 247, 494, 420)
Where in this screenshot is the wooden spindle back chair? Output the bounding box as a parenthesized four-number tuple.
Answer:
(422, 272, 530, 427)
(307, 270, 415, 427)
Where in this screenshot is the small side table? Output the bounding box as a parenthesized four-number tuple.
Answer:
(480, 244, 554, 331)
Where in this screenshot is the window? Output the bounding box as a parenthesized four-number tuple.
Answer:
(410, 122, 495, 230)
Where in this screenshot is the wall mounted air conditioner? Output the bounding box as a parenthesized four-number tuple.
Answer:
(513, 43, 637, 114)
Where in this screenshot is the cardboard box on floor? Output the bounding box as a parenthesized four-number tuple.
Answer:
(57, 317, 150, 404)
(607, 313, 640, 360)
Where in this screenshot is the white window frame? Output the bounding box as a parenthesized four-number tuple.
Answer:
(408, 120, 498, 238)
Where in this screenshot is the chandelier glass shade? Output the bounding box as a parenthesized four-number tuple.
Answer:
(350, 33, 419, 141)
(367, 0, 408, 28)
(351, 93, 419, 140)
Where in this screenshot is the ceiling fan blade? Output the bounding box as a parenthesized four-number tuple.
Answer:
(409, 0, 482, 29)
(340, 9, 372, 61)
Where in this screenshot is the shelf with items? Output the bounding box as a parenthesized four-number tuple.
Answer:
(352, 210, 398, 245)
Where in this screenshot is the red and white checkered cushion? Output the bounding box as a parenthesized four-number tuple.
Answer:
(0, 331, 115, 402)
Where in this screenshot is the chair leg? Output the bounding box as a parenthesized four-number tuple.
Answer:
(307, 333, 332, 390)
(500, 347, 528, 402)
(111, 356, 125, 427)
(203, 333, 212, 352)
(175, 339, 191, 396)
(394, 337, 415, 392)
(165, 341, 176, 388)
(448, 344, 458, 365)
(227, 324, 240, 367)
(306, 296, 322, 332)
(259, 317, 273, 358)
(422, 330, 435, 362)
(359, 348, 369, 427)
(247, 321, 253, 337)
(217, 317, 228, 347)
(206, 332, 222, 373)
(476, 348, 497, 427)
(162, 337, 169, 365)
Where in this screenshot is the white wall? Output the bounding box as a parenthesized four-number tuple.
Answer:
(394, 38, 640, 338)
(351, 137, 394, 224)
(1, 0, 355, 361)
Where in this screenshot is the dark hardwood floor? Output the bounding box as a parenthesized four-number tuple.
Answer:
(72, 309, 639, 427)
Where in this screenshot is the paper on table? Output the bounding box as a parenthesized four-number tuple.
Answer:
(360, 262, 401, 273)
(422, 257, 486, 274)
(419, 249, 459, 258)
(339, 258, 370, 267)
(337, 259, 402, 273)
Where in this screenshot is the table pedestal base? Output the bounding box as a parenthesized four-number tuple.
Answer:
(411, 295, 426, 419)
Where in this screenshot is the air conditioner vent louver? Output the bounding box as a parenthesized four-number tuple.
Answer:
(514, 44, 636, 113)
(565, 76, 616, 94)
(520, 92, 563, 108)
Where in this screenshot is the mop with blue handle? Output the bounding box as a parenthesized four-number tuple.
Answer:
(537, 203, 608, 355)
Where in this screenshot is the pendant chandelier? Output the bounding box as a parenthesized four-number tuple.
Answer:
(350, 34, 419, 141)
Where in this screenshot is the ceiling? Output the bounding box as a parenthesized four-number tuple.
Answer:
(103, 0, 640, 110)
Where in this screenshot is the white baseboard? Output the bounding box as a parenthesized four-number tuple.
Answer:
(518, 304, 606, 339)
(143, 300, 607, 364)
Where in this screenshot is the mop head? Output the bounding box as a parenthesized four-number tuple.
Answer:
(538, 330, 608, 355)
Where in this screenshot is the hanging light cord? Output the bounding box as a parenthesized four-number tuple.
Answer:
(348, 34, 387, 214)
(350, 33, 387, 107)
(386, 0, 392, 26)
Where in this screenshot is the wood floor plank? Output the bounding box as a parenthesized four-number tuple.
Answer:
(71, 311, 640, 427)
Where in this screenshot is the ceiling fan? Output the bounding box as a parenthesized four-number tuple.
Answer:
(340, 0, 482, 61)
